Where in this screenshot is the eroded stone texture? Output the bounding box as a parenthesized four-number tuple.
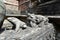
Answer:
(0, 14, 55, 40)
(0, 23, 55, 40)
(27, 13, 49, 27)
(7, 17, 28, 32)
(2, 20, 13, 29)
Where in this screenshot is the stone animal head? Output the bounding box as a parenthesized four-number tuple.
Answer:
(27, 13, 36, 23)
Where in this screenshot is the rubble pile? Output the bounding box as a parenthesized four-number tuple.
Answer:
(0, 14, 55, 40)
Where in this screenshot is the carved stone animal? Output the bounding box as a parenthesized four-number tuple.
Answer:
(7, 17, 27, 32)
(27, 13, 49, 27)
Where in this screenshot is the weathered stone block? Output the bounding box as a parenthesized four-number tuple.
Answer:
(0, 23, 55, 40)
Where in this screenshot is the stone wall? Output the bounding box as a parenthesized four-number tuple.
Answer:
(18, 0, 31, 11)
(4, 0, 18, 11)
